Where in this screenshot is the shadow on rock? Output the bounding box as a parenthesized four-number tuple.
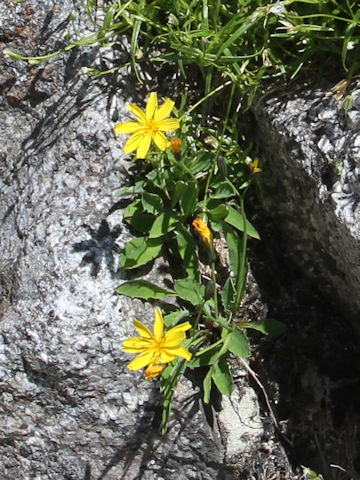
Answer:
(249, 212, 360, 480)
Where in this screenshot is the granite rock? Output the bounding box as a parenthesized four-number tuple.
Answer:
(252, 83, 360, 328)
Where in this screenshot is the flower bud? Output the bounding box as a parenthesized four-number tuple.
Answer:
(192, 218, 213, 248)
(145, 364, 164, 380)
(204, 279, 215, 300)
(169, 137, 182, 156)
(217, 156, 228, 177)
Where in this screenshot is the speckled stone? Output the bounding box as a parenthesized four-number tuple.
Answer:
(253, 83, 360, 328)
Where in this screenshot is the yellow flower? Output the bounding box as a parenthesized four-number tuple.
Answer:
(123, 308, 192, 379)
(114, 93, 180, 159)
(192, 218, 213, 248)
(250, 158, 261, 174)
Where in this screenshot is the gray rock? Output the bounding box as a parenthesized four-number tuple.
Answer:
(252, 83, 360, 328)
(0, 1, 292, 479)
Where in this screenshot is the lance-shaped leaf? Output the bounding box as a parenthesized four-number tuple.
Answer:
(174, 278, 205, 305)
(212, 357, 233, 397)
(180, 181, 198, 217)
(176, 226, 199, 280)
(116, 280, 175, 299)
(224, 206, 260, 239)
(227, 327, 250, 358)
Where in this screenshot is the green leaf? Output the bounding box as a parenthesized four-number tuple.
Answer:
(180, 181, 198, 217)
(124, 198, 142, 219)
(176, 226, 199, 280)
(221, 277, 235, 311)
(211, 181, 235, 199)
(119, 236, 163, 269)
(203, 369, 212, 404)
(146, 169, 161, 188)
(208, 205, 228, 222)
(123, 192, 155, 232)
(172, 181, 186, 207)
(102, 4, 116, 30)
(342, 23, 357, 72)
(116, 181, 145, 196)
(174, 278, 205, 305)
(142, 192, 164, 215)
(149, 212, 180, 238)
(223, 223, 240, 275)
(242, 318, 287, 336)
(160, 358, 186, 434)
(228, 327, 250, 358)
(160, 363, 175, 384)
(163, 310, 190, 328)
(187, 152, 214, 177)
(212, 357, 233, 397)
(126, 213, 155, 233)
(116, 280, 175, 299)
(224, 206, 260, 239)
(189, 344, 222, 367)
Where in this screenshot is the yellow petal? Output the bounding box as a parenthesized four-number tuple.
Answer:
(123, 132, 145, 154)
(163, 331, 186, 347)
(154, 98, 175, 122)
(146, 93, 158, 121)
(133, 319, 153, 339)
(114, 121, 143, 134)
(164, 346, 192, 361)
(165, 321, 191, 339)
(127, 103, 147, 124)
(159, 350, 175, 363)
(127, 350, 157, 371)
(136, 134, 152, 159)
(156, 118, 180, 132)
(164, 322, 192, 347)
(123, 337, 152, 352)
(153, 308, 164, 342)
(152, 131, 167, 151)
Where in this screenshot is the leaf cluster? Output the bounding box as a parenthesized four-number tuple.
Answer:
(6, 1, 360, 96)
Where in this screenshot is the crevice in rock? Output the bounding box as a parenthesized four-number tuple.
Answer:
(248, 205, 360, 480)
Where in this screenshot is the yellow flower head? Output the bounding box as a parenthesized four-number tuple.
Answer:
(192, 217, 213, 248)
(114, 93, 180, 159)
(250, 158, 261, 174)
(122, 308, 192, 379)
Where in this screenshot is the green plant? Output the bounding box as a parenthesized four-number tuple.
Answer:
(6, 0, 360, 97)
(115, 91, 285, 431)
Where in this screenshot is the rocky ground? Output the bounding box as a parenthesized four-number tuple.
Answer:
(1, 1, 360, 479)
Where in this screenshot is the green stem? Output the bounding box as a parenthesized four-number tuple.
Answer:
(202, 83, 236, 214)
(201, 306, 232, 331)
(211, 263, 218, 319)
(182, 80, 232, 119)
(233, 187, 248, 313)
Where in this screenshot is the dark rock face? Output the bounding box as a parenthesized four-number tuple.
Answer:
(252, 85, 360, 327)
(0, 1, 290, 479)
(251, 84, 360, 479)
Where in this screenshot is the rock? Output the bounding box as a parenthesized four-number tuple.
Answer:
(0, 1, 292, 479)
(252, 83, 360, 328)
